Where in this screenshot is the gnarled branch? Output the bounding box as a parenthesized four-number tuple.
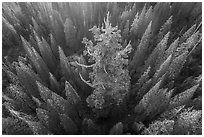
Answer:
(79, 73, 94, 87)
(75, 61, 95, 68)
(103, 65, 108, 74)
(87, 48, 95, 57)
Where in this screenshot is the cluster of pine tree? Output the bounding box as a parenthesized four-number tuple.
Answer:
(2, 2, 202, 135)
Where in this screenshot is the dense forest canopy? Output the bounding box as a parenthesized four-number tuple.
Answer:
(2, 2, 202, 135)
